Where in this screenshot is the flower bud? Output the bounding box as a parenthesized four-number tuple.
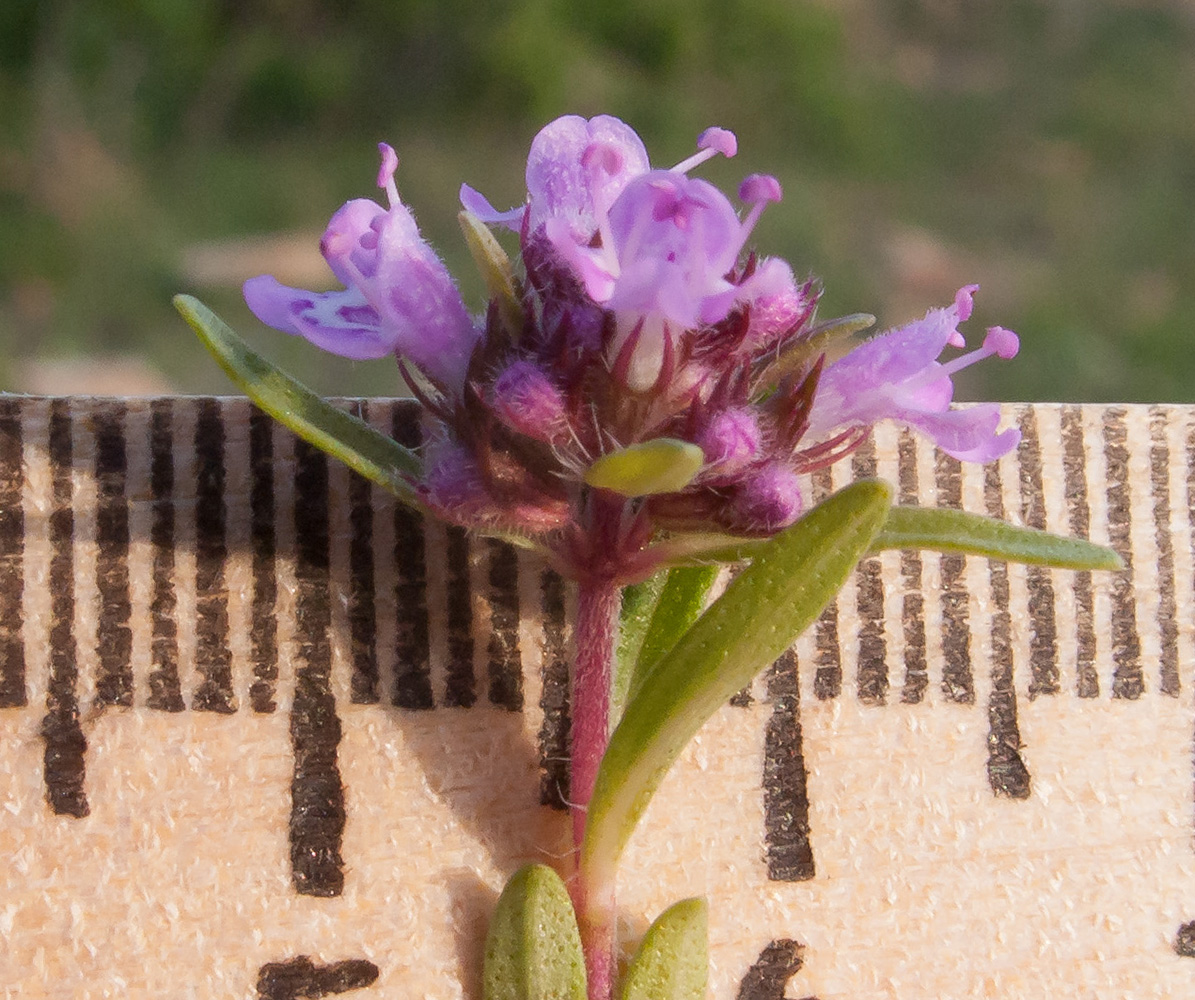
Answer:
(697, 408, 761, 478)
(728, 463, 804, 533)
(491, 360, 568, 442)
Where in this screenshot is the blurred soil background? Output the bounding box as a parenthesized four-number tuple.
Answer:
(1, 0, 1192, 401)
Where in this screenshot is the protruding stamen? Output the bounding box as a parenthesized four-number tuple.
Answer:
(984, 326, 1020, 360)
(935, 327, 1021, 379)
(737, 173, 783, 242)
(377, 143, 400, 207)
(739, 174, 782, 205)
(671, 126, 738, 175)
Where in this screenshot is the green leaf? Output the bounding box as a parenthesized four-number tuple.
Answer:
(613, 573, 668, 728)
(584, 440, 705, 497)
(460, 209, 523, 338)
(626, 565, 720, 706)
(175, 294, 422, 506)
(619, 898, 708, 1000)
(758, 312, 875, 391)
(483, 865, 587, 1000)
(582, 480, 892, 892)
(874, 505, 1124, 571)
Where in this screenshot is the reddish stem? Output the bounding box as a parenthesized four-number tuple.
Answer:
(570, 574, 621, 1000)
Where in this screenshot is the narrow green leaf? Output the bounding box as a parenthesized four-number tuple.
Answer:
(613, 573, 668, 727)
(758, 312, 875, 391)
(460, 209, 523, 338)
(626, 565, 720, 705)
(874, 505, 1124, 571)
(175, 294, 422, 505)
(483, 865, 587, 1000)
(582, 480, 892, 891)
(584, 440, 705, 497)
(619, 898, 708, 1000)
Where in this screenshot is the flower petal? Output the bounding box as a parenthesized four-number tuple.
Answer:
(459, 183, 526, 230)
(243, 276, 397, 360)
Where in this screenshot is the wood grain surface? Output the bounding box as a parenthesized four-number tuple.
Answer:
(1, 398, 1192, 999)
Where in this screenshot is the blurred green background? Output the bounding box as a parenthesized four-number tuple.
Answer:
(1, 0, 1192, 401)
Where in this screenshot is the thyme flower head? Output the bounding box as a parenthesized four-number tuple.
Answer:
(244, 115, 1020, 583)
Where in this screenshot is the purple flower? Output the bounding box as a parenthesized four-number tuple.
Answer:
(244, 144, 479, 393)
(543, 152, 784, 390)
(460, 114, 650, 242)
(803, 285, 1021, 463)
(237, 113, 1025, 581)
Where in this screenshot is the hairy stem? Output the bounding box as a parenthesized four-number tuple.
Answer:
(571, 574, 621, 1000)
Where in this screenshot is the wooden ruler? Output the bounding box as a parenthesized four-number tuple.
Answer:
(1, 397, 1193, 999)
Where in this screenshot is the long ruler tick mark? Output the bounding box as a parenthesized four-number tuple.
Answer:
(984, 459, 1031, 799)
(289, 438, 346, 897)
(42, 399, 88, 817)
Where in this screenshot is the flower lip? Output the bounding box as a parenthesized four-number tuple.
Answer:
(244, 143, 479, 391)
(802, 285, 1022, 464)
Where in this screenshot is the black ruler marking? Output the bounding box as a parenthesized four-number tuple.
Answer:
(1149, 406, 1180, 697)
(736, 940, 816, 1000)
(249, 408, 279, 713)
(1017, 407, 1060, 699)
(852, 439, 887, 706)
(936, 451, 974, 704)
(444, 525, 477, 708)
(42, 399, 89, 817)
(347, 403, 380, 706)
(1176, 920, 1195, 958)
(193, 399, 235, 713)
(0, 396, 26, 708)
(256, 956, 379, 999)
(897, 429, 928, 705)
(148, 400, 184, 712)
(486, 538, 523, 710)
(537, 566, 570, 809)
(289, 438, 346, 897)
(390, 406, 433, 710)
(94, 403, 133, 708)
(984, 459, 1031, 799)
(810, 467, 842, 701)
(1061, 406, 1099, 698)
(763, 650, 815, 881)
(1104, 408, 1143, 699)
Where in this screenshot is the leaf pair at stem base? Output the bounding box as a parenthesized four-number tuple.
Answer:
(484, 865, 706, 1000)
